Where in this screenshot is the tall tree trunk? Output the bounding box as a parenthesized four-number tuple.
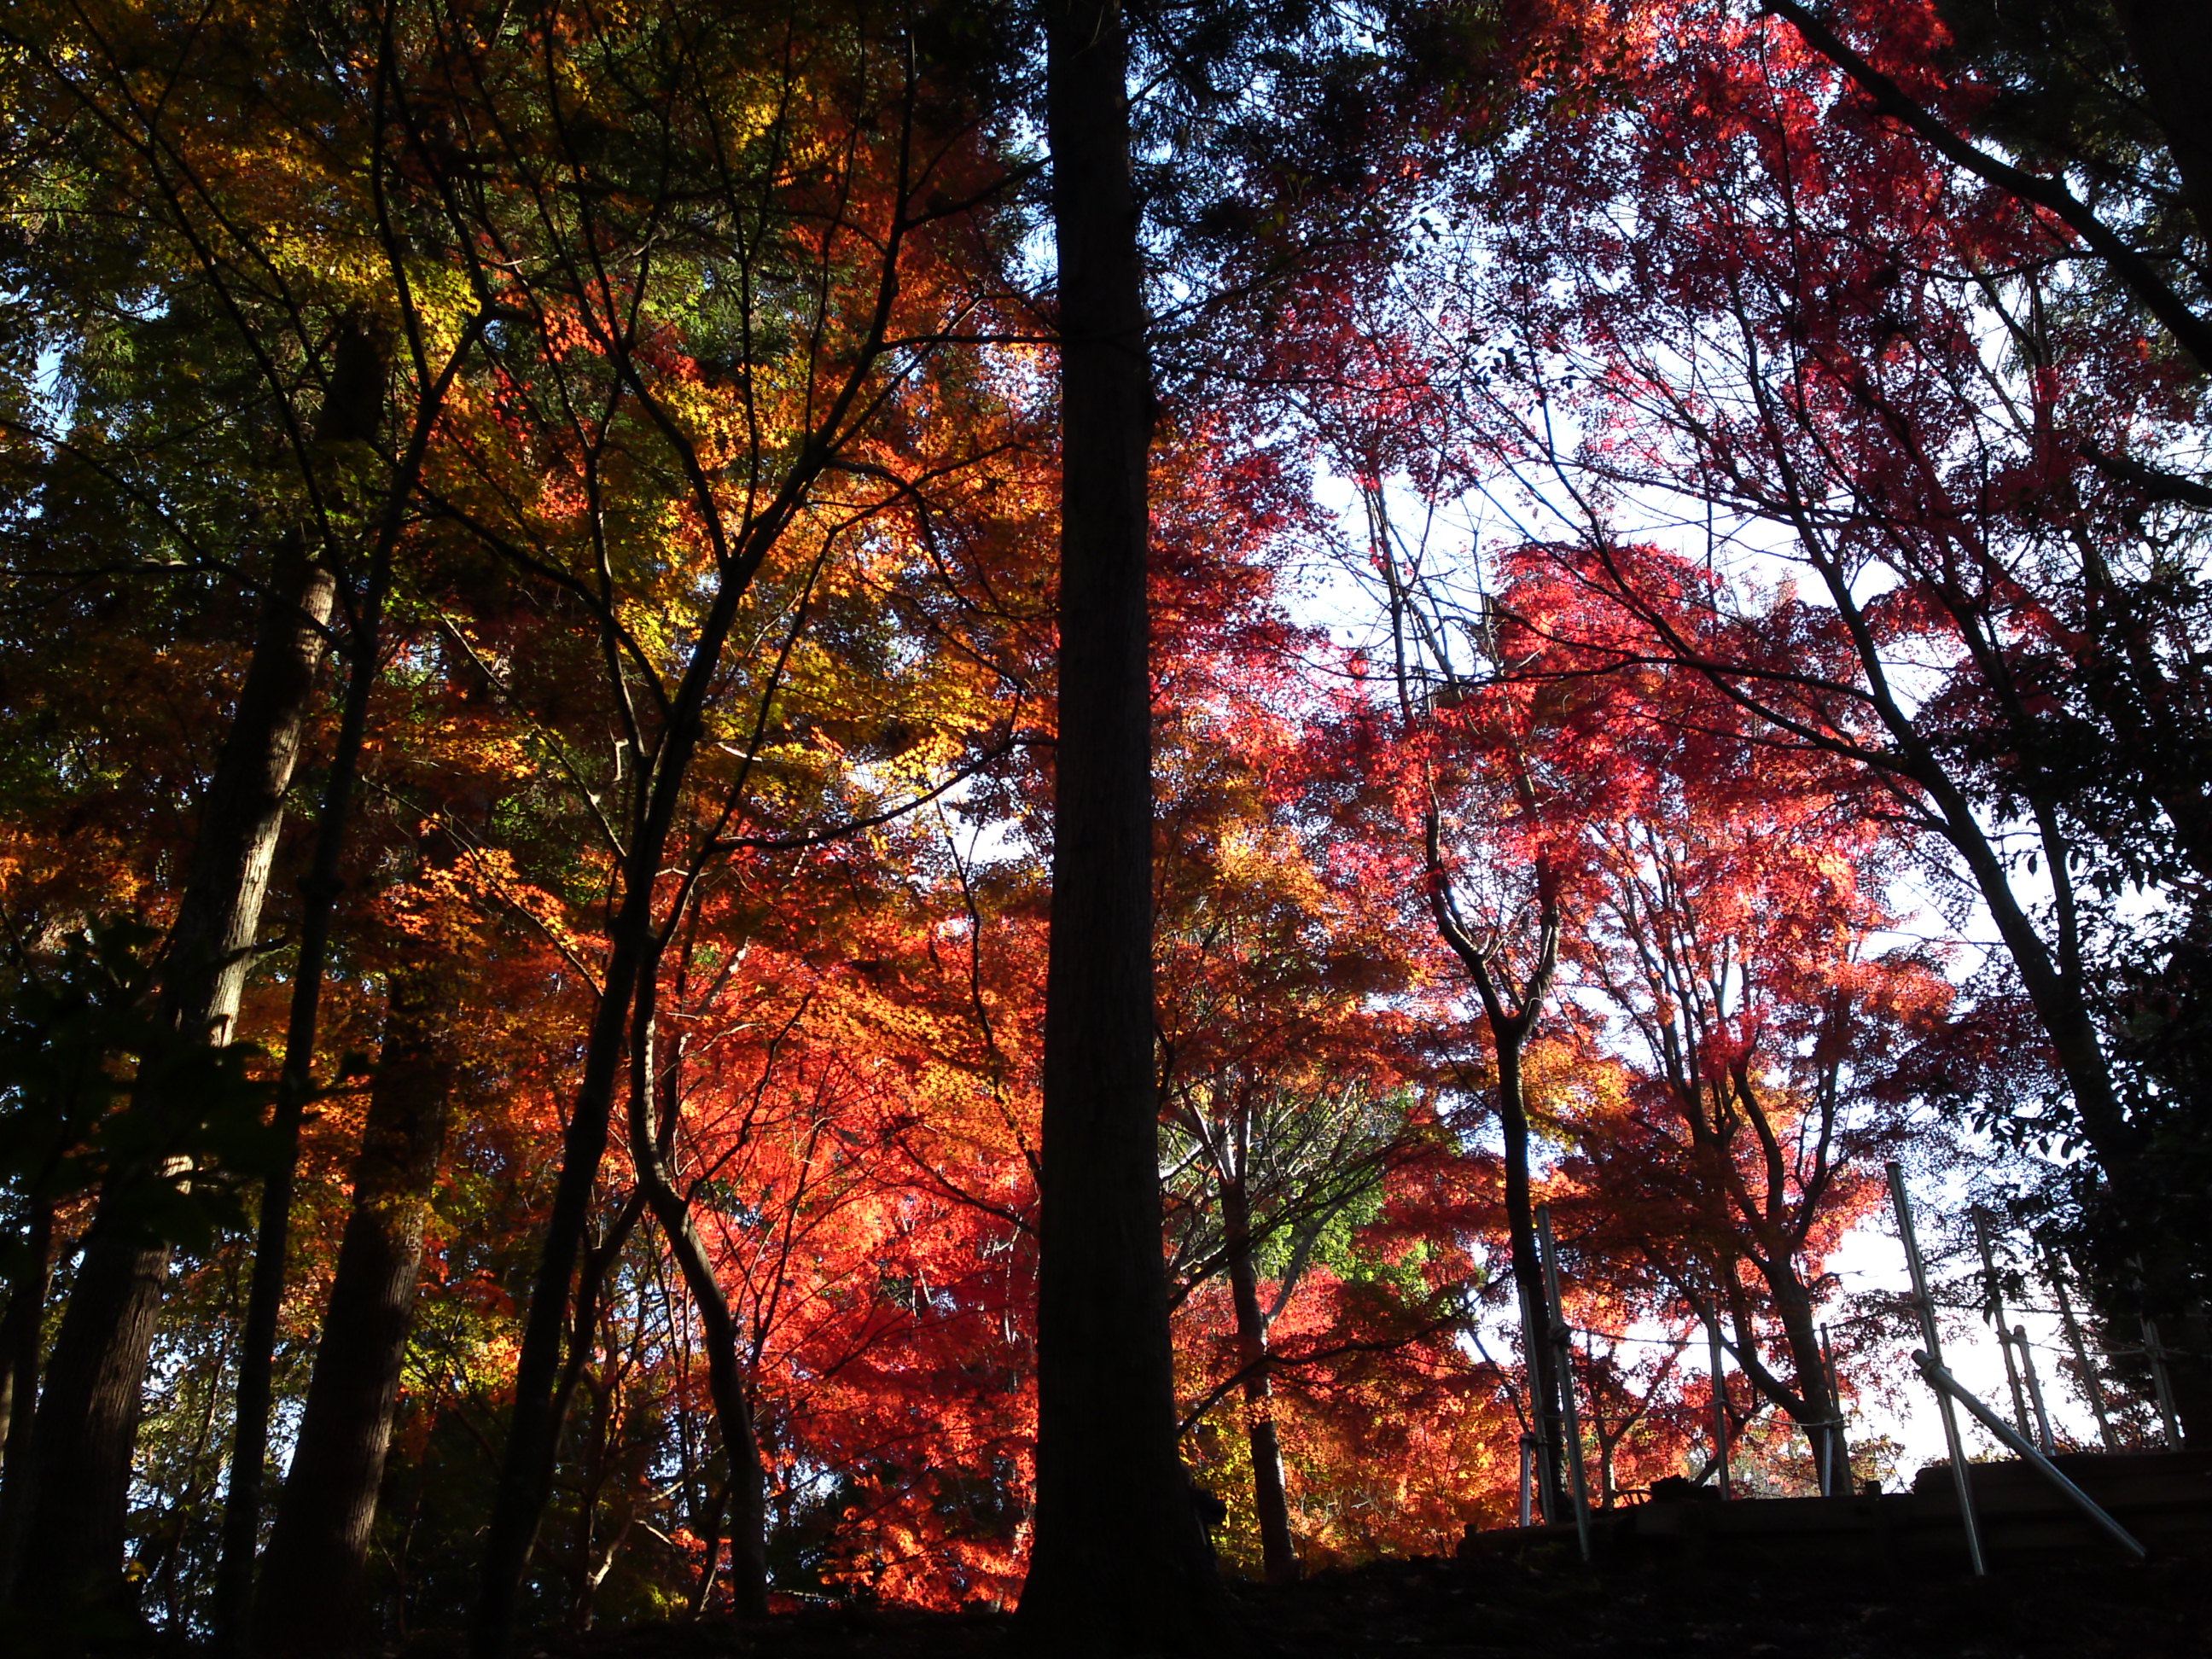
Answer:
(1220, 1176, 1297, 1586)
(4, 522, 337, 1618)
(1415, 782, 1565, 1525)
(469, 888, 661, 1655)
(1493, 1039, 1568, 1524)
(469, 384, 797, 1659)
(247, 963, 457, 1656)
(0, 1202, 55, 1563)
(627, 1002, 769, 1618)
(1017, 2, 1225, 1648)
(1767, 1264, 1845, 1494)
(215, 310, 393, 1650)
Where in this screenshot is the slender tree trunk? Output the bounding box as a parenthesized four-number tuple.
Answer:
(627, 1004, 769, 1618)
(1494, 1039, 1567, 1524)
(1939, 807, 2212, 1437)
(633, 1203, 766, 1615)
(686, 1480, 728, 1618)
(1220, 1177, 1297, 1586)
(247, 964, 457, 1656)
(4, 521, 337, 1616)
(2164, 1310, 2212, 1444)
(469, 423, 794, 1659)
(1017, 2, 1225, 1647)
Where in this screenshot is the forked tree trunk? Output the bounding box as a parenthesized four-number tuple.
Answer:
(1016, 2, 1225, 1649)
(248, 964, 457, 1656)
(626, 1006, 769, 1618)
(632, 1202, 768, 1615)
(4, 524, 336, 1615)
(1220, 1176, 1298, 1585)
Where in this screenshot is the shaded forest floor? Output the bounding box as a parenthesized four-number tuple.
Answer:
(519, 1545, 2212, 1658)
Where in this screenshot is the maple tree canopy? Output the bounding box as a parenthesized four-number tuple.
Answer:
(0, 0, 2205, 1650)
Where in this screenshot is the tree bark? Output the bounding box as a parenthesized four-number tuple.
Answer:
(1767, 1263, 1847, 1494)
(5, 520, 336, 1616)
(0, 1202, 54, 1565)
(1493, 1039, 1569, 1524)
(247, 963, 457, 1656)
(626, 1001, 769, 1618)
(1016, 1, 1225, 1648)
(1220, 1174, 1298, 1586)
(215, 308, 393, 1650)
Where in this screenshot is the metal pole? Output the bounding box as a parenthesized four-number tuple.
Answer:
(2046, 1251, 2119, 1452)
(1974, 1210, 2033, 1440)
(1912, 1351, 2147, 1560)
(1887, 1161, 1987, 1575)
(2013, 1324, 2056, 1452)
(1517, 1433, 1535, 1528)
(1819, 1321, 1845, 1497)
(1706, 1313, 1732, 1499)
(1516, 1274, 1562, 1523)
(1537, 1205, 1592, 1562)
(2141, 1315, 2183, 1449)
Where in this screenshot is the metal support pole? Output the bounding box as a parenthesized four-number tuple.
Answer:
(1706, 1313, 1732, 1499)
(1888, 1161, 1987, 1575)
(2013, 1324, 2056, 1453)
(1819, 1321, 1846, 1497)
(2141, 1316, 2183, 1449)
(1537, 1205, 1592, 1562)
(1516, 1274, 1562, 1524)
(1912, 1351, 2148, 1559)
(1974, 1210, 2034, 1441)
(2046, 1251, 2119, 1452)
(1516, 1434, 1535, 1529)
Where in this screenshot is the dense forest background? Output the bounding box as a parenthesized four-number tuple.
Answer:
(0, 0, 2206, 1652)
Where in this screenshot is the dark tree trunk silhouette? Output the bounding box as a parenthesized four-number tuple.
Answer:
(626, 995, 769, 1618)
(5, 509, 337, 1615)
(0, 1201, 54, 1562)
(1016, 1, 1225, 1648)
(1490, 1033, 1569, 1522)
(214, 308, 399, 1650)
(247, 963, 457, 1655)
(1220, 1173, 1298, 1586)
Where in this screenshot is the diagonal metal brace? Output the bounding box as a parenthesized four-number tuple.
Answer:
(1911, 1351, 2149, 1560)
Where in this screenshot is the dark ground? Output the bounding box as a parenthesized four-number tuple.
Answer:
(509, 1545, 2212, 1658)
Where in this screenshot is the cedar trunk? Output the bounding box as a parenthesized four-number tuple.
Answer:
(248, 965, 457, 1654)
(0, 1202, 55, 1562)
(1016, 1, 1225, 1648)
(5, 530, 335, 1614)
(217, 310, 393, 1648)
